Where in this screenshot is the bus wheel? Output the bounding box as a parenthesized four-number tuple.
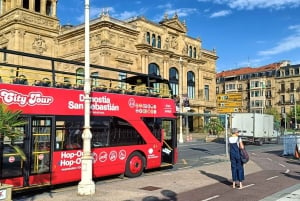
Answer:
(125, 152, 145, 178)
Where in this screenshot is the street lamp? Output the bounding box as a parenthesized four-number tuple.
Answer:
(78, 0, 95, 195)
(178, 57, 184, 143)
(294, 88, 297, 130)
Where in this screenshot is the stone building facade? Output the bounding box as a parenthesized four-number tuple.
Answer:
(0, 0, 218, 131)
(217, 61, 300, 129)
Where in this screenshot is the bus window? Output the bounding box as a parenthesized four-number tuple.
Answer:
(55, 118, 83, 150)
(31, 118, 51, 174)
(143, 118, 162, 141)
(1, 133, 24, 178)
(109, 117, 145, 146)
(91, 117, 110, 147)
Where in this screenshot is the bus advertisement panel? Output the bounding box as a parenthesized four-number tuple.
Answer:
(0, 83, 175, 118)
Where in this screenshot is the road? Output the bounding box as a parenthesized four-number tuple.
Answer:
(176, 141, 300, 201)
(13, 141, 300, 201)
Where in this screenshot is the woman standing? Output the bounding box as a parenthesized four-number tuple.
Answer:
(229, 128, 245, 189)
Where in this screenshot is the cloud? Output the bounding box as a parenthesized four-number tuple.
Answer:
(76, 6, 104, 23)
(258, 25, 300, 56)
(209, 10, 232, 18)
(198, 0, 300, 10)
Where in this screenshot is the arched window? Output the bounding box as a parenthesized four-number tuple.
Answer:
(76, 68, 84, 85)
(193, 47, 197, 58)
(152, 34, 156, 47)
(146, 32, 150, 44)
(148, 63, 160, 76)
(169, 67, 179, 96)
(189, 46, 192, 57)
(157, 36, 161, 48)
(91, 72, 99, 87)
(187, 71, 195, 99)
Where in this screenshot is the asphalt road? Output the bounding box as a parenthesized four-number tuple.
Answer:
(176, 142, 300, 201)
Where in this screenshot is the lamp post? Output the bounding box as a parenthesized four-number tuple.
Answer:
(178, 57, 184, 143)
(294, 88, 297, 130)
(78, 0, 95, 195)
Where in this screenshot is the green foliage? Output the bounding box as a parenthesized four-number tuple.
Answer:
(0, 103, 27, 161)
(264, 107, 281, 122)
(204, 118, 224, 136)
(0, 104, 27, 141)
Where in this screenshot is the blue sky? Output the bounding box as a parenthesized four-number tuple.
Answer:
(57, 0, 300, 72)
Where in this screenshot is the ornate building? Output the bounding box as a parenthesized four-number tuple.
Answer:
(0, 0, 218, 131)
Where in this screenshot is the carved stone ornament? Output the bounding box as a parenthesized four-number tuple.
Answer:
(32, 35, 47, 54)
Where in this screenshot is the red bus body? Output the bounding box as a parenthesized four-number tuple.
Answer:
(0, 83, 177, 189)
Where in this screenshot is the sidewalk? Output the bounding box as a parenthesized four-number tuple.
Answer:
(14, 154, 262, 201)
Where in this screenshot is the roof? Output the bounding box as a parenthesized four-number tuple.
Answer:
(217, 62, 283, 78)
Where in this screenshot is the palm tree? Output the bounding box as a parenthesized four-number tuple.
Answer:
(0, 103, 27, 161)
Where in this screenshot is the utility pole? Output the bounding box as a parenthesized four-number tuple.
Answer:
(78, 0, 95, 195)
(178, 57, 184, 143)
(294, 88, 297, 130)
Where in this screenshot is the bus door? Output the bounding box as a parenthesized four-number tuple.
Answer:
(0, 117, 27, 187)
(0, 116, 52, 188)
(161, 119, 177, 164)
(27, 116, 52, 186)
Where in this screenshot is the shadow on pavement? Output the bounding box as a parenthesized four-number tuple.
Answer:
(142, 189, 177, 201)
(199, 170, 231, 186)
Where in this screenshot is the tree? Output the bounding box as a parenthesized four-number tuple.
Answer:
(0, 103, 27, 161)
(204, 118, 224, 136)
(264, 107, 281, 123)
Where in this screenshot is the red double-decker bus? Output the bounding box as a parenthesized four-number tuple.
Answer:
(0, 49, 177, 190)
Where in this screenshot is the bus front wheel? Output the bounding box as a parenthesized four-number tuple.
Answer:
(125, 152, 145, 178)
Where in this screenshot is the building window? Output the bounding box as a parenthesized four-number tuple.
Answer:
(290, 83, 295, 91)
(290, 94, 295, 103)
(35, 0, 41, 12)
(23, 0, 29, 9)
(189, 46, 192, 57)
(151, 34, 156, 47)
(225, 83, 236, 90)
(91, 72, 99, 87)
(204, 85, 209, 101)
(119, 72, 127, 88)
(169, 67, 178, 96)
(148, 63, 160, 76)
(280, 95, 285, 104)
(146, 32, 150, 44)
(193, 47, 196, 58)
(281, 83, 285, 92)
(187, 71, 195, 99)
(76, 68, 84, 85)
(46, 0, 52, 16)
(157, 36, 161, 48)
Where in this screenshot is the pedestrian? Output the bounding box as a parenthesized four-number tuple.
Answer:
(229, 128, 245, 189)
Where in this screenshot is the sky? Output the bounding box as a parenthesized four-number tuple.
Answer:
(56, 0, 300, 72)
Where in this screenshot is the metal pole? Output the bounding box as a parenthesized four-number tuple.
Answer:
(178, 57, 184, 143)
(78, 0, 95, 195)
(295, 88, 297, 130)
(225, 114, 228, 158)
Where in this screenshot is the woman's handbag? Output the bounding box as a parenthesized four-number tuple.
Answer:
(240, 148, 249, 163)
